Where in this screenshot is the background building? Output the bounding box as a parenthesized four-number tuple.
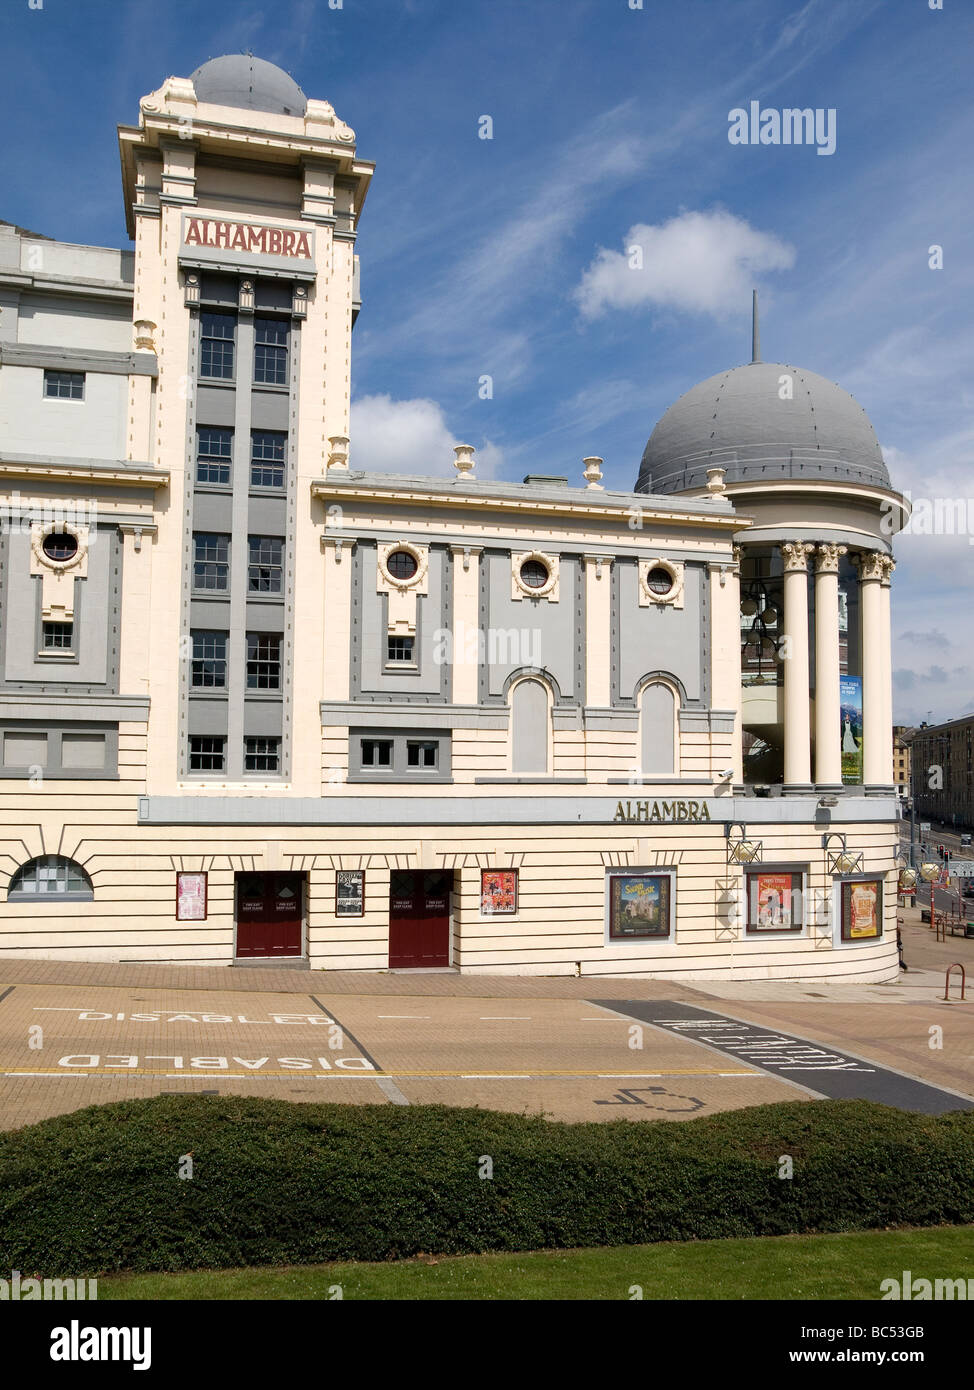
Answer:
(0, 56, 909, 979)
(910, 716, 974, 832)
(893, 725, 913, 801)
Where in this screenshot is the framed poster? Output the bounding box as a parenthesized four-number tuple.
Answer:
(335, 869, 365, 917)
(481, 869, 518, 915)
(607, 872, 671, 940)
(745, 870, 803, 933)
(176, 871, 207, 921)
(840, 878, 883, 941)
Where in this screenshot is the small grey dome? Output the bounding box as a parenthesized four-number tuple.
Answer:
(190, 54, 307, 117)
(636, 361, 890, 495)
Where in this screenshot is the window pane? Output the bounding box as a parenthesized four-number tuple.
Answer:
(361, 739, 392, 767)
(189, 736, 225, 771)
(43, 370, 84, 399)
(387, 636, 414, 663)
(193, 533, 230, 591)
(9, 855, 92, 898)
(196, 427, 233, 485)
(43, 622, 74, 650)
(254, 317, 288, 385)
(191, 631, 227, 687)
(200, 312, 236, 379)
(245, 736, 280, 772)
(250, 431, 287, 488)
(246, 633, 282, 689)
(247, 536, 283, 593)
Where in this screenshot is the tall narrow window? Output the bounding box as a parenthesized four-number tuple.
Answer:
(511, 679, 549, 775)
(200, 311, 235, 379)
(193, 533, 230, 591)
(246, 633, 282, 690)
(640, 683, 676, 775)
(250, 431, 287, 489)
(196, 427, 233, 485)
(254, 317, 289, 385)
(248, 536, 284, 593)
(191, 631, 228, 688)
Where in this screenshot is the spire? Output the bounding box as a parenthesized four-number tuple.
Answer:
(751, 288, 761, 364)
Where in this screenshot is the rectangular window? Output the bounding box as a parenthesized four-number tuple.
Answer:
(247, 535, 283, 593)
(253, 316, 289, 385)
(246, 632, 282, 690)
(607, 871, 672, 940)
(387, 635, 415, 663)
(191, 630, 228, 688)
(193, 533, 230, 591)
(196, 427, 233, 485)
(250, 430, 287, 489)
(745, 870, 804, 933)
(244, 736, 280, 772)
(361, 739, 393, 768)
(42, 622, 74, 650)
(43, 370, 84, 400)
(407, 740, 437, 768)
(200, 311, 236, 380)
(189, 735, 226, 772)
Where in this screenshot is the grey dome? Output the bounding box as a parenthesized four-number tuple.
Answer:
(636, 361, 890, 495)
(191, 55, 307, 116)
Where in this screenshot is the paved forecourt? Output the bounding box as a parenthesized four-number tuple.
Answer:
(0, 979, 801, 1130)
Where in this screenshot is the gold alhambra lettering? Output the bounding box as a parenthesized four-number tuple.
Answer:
(613, 799, 711, 824)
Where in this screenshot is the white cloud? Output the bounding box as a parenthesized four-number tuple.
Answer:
(350, 394, 502, 478)
(573, 209, 795, 321)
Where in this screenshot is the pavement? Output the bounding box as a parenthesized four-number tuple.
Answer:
(0, 905, 971, 1130)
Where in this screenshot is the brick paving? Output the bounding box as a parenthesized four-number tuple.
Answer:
(0, 921, 970, 1131)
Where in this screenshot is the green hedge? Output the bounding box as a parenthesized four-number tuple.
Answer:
(0, 1095, 972, 1273)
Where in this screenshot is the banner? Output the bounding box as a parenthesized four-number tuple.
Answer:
(840, 674, 863, 784)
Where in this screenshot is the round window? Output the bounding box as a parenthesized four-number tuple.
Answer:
(519, 559, 549, 590)
(386, 549, 418, 580)
(646, 566, 673, 595)
(42, 532, 79, 563)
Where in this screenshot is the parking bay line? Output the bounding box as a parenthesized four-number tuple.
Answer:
(0, 1066, 768, 1080)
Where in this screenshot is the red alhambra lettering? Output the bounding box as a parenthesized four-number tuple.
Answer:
(184, 218, 311, 257)
(184, 219, 203, 246)
(282, 230, 296, 255)
(247, 226, 266, 253)
(294, 232, 311, 257)
(230, 224, 249, 251)
(266, 229, 282, 254)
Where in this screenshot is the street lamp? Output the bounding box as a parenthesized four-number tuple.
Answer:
(919, 860, 941, 933)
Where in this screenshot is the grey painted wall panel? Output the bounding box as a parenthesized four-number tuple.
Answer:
(193, 492, 234, 531)
(616, 560, 703, 705)
(247, 496, 287, 533)
(511, 678, 548, 774)
(641, 684, 675, 773)
(243, 699, 283, 736)
(250, 389, 290, 430)
(0, 365, 127, 460)
(187, 697, 229, 735)
(2, 530, 111, 686)
(484, 551, 578, 701)
(195, 385, 237, 427)
(356, 544, 444, 696)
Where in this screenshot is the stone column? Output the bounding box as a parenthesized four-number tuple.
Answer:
(856, 551, 888, 787)
(781, 541, 814, 789)
(813, 543, 846, 788)
(879, 556, 896, 786)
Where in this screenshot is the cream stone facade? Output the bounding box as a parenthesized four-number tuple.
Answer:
(0, 58, 908, 979)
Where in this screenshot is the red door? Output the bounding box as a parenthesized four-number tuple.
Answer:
(236, 872, 303, 957)
(389, 870, 452, 968)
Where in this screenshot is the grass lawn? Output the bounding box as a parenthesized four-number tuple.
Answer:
(100, 1225, 974, 1300)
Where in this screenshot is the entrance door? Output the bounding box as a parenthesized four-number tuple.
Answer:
(389, 870, 452, 968)
(236, 872, 304, 957)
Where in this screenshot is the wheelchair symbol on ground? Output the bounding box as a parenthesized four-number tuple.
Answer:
(594, 1085, 704, 1112)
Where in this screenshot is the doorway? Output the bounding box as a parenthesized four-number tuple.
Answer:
(235, 871, 304, 958)
(389, 869, 452, 968)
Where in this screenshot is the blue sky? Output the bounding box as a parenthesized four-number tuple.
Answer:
(1, 0, 971, 723)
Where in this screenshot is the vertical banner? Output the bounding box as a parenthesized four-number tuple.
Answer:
(840, 674, 863, 785)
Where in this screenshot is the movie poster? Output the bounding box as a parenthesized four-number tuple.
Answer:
(175, 871, 207, 921)
(481, 870, 518, 915)
(747, 871, 801, 932)
(335, 869, 365, 917)
(609, 874, 671, 939)
(841, 879, 882, 940)
(840, 674, 863, 785)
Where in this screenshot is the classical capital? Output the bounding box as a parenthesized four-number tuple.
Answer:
(813, 542, 847, 574)
(854, 550, 886, 582)
(780, 540, 815, 573)
(880, 555, 896, 586)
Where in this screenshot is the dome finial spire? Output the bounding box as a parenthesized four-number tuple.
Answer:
(751, 288, 761, 364)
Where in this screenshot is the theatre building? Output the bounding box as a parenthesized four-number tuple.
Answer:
(0, 57, 909, 979)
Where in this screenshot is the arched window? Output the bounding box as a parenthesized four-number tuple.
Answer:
(511, 678, 550, 775)
(640, 683, 676, 775)
(8, 856, 93, 900)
